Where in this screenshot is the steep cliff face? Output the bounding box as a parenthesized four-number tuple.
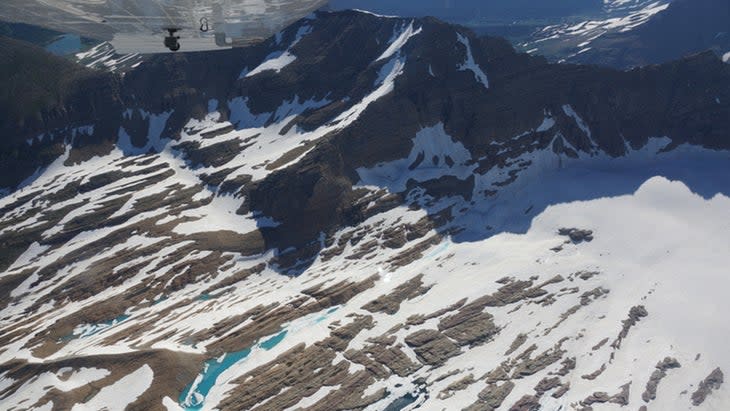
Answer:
(1, 10, 729, 411)
(5, 10, 728, 247)
(0, 36, 122, 189)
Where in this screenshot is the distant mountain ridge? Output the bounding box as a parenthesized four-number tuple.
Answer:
(550, 0, 730, 68)
(329, 0, 604, 20)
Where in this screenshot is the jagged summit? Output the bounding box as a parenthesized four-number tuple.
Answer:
(0, 9, 729, 411)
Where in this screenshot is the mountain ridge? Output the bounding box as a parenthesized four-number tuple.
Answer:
(0, 10, 729, 411)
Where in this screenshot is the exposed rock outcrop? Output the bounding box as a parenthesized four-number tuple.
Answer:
(691, 367, 724, 406)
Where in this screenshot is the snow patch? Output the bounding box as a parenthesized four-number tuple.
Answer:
(246, 25, 312, 77)
(356, 123, 475, 193)
(456, 33, 489, 89)
(117, 110, 173, 155)
(71, 365, 153, 411)
(173, 194, 279, 236)
(562, 104, 593, 140)
(0, 368, 110, 408)
(376, 21, 422, 62)
(246, 51, 297, 77)
(537, 116, 556, 132)
(328, 58, 405, 131)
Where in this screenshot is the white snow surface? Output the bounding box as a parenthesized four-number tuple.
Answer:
(376, 21, 422, 62)
(356, 123, 475, 192)
(71, 365, 153, 411)
(0, 368, 110, 409)
(1, 136, 729, 409)
(246, 24, 312, 77)
(456, 33, 489, 89)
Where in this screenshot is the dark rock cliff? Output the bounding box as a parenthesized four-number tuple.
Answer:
(2, 11, 729, 265)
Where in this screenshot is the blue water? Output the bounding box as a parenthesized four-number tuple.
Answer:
(315, 307, 340, 323)
(179, 330, 289, 410)
(179, 306, 342, 409)
(260, 331, 288, 350)
(85, 314, 130, 337)
(59, 314, 131, 343)
(383, 393, 418, 411)
(152, 295, 168, 305)
(45, 34, 81, 56)
(179, 347, 252, 410)
(425, 239, 451, 259)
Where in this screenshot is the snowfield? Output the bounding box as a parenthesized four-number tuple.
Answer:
(1, 123, 728, 409)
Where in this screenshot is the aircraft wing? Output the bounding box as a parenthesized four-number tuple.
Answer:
(0, 0, 328, 53)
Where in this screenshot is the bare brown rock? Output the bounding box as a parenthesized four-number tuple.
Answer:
(404, 329, 461, 367)
(509, 394, 541, 411)
(438, 303, 499, 347)
(463, 381, 514, 411)
(591, 338, 609, 351)
(362, 274, 431, 315)
(554, 357, 576, 376)
(512, 343, 566, 379)
(0, 349, 203, 411)
(439, 374, 476, 399)
(505, 333, 528, 356)
(366, 344, 422, 377)
(534, 377, 561, 397)
(610, 383, 631, 406)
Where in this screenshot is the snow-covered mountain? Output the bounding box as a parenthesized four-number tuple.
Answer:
(1, 10, 729, 411)
(328, 0, 604, 20)
(522, 0, 672, 61)
(74, 42, 145, 74)
(525, 0, 730, 68)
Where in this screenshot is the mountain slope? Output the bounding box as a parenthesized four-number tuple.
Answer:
(566, 0, 730, 68)
(0, 10, 729, 411)
(329, 0, 604, 20)
(0, 35, 122, 191)
(525, 0, 730, 68)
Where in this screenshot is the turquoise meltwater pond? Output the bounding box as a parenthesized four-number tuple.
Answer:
(179, 330, 288, 410)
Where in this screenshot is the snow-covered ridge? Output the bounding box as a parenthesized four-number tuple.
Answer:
(74, 41, 145, 73)
(1, 9, 729, 411)
(525, 0, 671, 61)
(376, 21, 422, 62)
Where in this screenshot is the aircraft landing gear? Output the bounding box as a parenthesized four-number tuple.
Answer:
(164, 28, 181, 51)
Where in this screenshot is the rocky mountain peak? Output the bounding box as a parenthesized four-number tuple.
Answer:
(0, 9, 729, 411)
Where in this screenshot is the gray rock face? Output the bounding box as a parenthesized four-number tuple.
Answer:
(612, 305, 648, 349)
(558, 228, 594, 243)
(691, 367, 724, 406)
(642, 357, 681, 402)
